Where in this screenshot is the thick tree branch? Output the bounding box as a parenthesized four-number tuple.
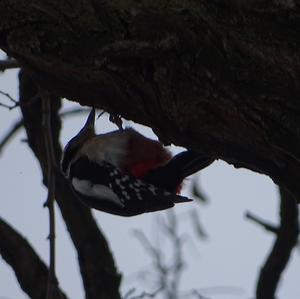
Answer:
(0, 1, 299, 201)
(19, 70, 121, 299)
(0, 217, 67, 299)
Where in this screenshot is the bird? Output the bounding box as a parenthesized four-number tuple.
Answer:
(61, 108, 213, 216)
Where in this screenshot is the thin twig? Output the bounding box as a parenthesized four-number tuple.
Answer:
(126, 287, 163, 299)
(0, 90, 19, 110)
(109, 113, 123, 130)
(0, 119, 23, 154)
(0, 101, 16, 109)
(133, 229, 167, 276)
(97, 110, 105, 119)
(181, 285, 244, 299)
(245, 211, 279, 234)
(0, 59, 20, 71)
(61, 107, 89, 117)
(0, 89, 46, 110)
(133, 228, 168, 293)
(190, 290, 210, 299)
(191, 176, 209, 204)
(189, 209, 208, 240)
(163, 211, 185, 299)
(42, 91, 57, 299)
(133, 211, 186, 299)
(0, 90, 18, 103)
(123, 288, 136, 299)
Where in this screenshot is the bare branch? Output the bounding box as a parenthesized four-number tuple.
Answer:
(19, 70, 121, 299)
(133, 229, 167, 278)
(123, 288, 136, 299)
(0, 217, 67, 299)
(0, 90, 19, 110)
(256, 187, 299, 299)
(60, 107, 90, 118)
(245, 211, 279, 234)
(126, 287, 163, 299)
(0, 87, 50, 112)
(191, 176, 209, 204)
(41, 91, 57, 299)
(190, 290, 210, 299)
(134, 211, 186, 299)
(162, 211, 185, 298)
(0, 90, 17, 103)
(189, 210, 208, 240)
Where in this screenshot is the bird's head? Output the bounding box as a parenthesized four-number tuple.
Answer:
(61, 108, 96, 177)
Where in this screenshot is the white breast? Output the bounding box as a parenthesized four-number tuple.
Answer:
(72, 177, 125, 208)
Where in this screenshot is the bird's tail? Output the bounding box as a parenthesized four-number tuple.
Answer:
(143, 151, 214, 193)
(168, 151, 214, 179)
(172, 194, 193, 204)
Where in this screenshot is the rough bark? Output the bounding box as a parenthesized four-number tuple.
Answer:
(0, 1, 299, 202)
(19, 70, 121, 299)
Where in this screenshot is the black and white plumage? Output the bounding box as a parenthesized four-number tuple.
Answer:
(61, 108, 213, 216)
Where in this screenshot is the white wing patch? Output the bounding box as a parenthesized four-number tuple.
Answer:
(72, 177, 125, 208)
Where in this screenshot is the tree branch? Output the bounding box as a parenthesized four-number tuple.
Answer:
(41, 91, 57, 299)
(133, 211, 186, 299)
(0, 217, 67, 299)
(245, 211, 279, 234)
(0, 90, 19, 110)
(255, 188, 299, 299)
(126, 287, 163, 299)
(19, 70, 121, 299)
(0, 0, 299, 201)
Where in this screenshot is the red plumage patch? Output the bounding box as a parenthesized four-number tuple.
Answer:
(125, 129, 183, 193)
(131, 160, 163, 178)
(126, 129, 172, 176)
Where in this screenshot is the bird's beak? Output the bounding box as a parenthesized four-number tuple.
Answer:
(82, 108, 95, 132)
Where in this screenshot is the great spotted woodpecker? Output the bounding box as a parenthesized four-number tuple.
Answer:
(61, 109, 213, 216)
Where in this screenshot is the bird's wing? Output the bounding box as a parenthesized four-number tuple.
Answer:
(69, 156, 191, 216)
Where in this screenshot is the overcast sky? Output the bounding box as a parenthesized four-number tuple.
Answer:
(0, 52, 299, 299)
